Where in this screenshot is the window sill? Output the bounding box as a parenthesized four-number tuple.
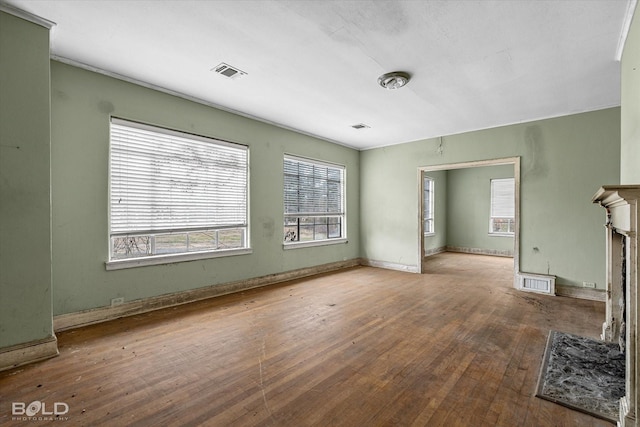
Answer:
(488, 233, 515, 237)
(283, 238, 348, 250)
(106, 248, 253, 270)
(424, 232, 436, 237)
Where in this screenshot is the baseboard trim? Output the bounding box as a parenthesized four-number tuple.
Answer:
(446, 246, 514, 257)
(54, 258, 361, 331)
(52, 256, 605, 332)
(0, 335, 58, 372)
(360, 258, 420, 273)
(424, 246, 447, 257)
(555, 284, 606, 302)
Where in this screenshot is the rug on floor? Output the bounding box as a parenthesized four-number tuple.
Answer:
(536, 330, 625, 423)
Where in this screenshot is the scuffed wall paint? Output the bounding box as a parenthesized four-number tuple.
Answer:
(621, 7, 640, 184)
(0, 12, 54, 348)
(523, 125, 549, 180)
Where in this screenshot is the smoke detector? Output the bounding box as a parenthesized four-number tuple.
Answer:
(212, 62, 247, 80)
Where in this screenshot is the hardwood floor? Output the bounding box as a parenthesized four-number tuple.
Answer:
(0, 253, 610, 426)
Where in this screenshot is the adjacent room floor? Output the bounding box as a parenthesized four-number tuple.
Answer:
(0, 253, 610, 426)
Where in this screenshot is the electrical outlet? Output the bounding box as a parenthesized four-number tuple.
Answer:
(582, 282, 596, 289)
(111, 297, 125, 307)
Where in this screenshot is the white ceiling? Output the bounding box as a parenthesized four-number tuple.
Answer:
(4, 0, 634, 150)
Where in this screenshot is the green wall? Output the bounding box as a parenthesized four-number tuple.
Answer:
(50, 61, 360, 315)
(361, 108, 620, 289)
(621, 6, 640, 184)
(446, 165, 514, 254)
(423, 165, 515, 256)
(0, 12, 53, 348)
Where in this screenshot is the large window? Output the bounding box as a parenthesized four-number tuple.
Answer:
(108, 118, 249, 266)
(490, 178, 515, 235)
(423, 175, 435, 234)
(283, 155, 345, 245)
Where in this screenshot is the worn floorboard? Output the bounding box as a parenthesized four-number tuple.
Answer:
(0, 253, 610, 426)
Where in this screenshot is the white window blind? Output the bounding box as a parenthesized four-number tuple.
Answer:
(490, 178, 515, 234)
(423, 176, 434, 234)
(109, 118, 248, 260)
(283, 155, 345, 243)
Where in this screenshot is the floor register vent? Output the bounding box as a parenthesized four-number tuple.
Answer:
(519, 273, 556, 295)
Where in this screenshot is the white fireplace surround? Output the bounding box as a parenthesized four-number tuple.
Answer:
(593, 185, 639, 427)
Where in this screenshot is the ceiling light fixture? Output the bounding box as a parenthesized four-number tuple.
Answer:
(377, 71, 411, 90)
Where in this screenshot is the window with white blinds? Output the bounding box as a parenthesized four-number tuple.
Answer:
(283, 155, 345, 244)
(109, 118, 249, 262)
(423, 176, 434, 234)
(490, 178, 515, 235)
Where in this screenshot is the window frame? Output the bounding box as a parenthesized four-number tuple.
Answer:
(283, 154, 347, 249)
(489, 177, 515, 236)
(106, 118, 251, 270)
(423, 175, 435, 235)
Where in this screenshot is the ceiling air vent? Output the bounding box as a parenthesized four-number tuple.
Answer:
(212, 62, 247, 79)
(351, 123, 370, 130)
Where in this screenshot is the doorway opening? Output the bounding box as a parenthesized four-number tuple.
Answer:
(417, 157, 520, 288)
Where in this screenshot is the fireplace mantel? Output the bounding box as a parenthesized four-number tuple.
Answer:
(593, 185, 639, 427)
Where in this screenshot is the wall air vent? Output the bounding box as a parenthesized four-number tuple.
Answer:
(212, 63, 247, 79)
(351, 123, 370, 130)
(519, 273, 556, 295)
